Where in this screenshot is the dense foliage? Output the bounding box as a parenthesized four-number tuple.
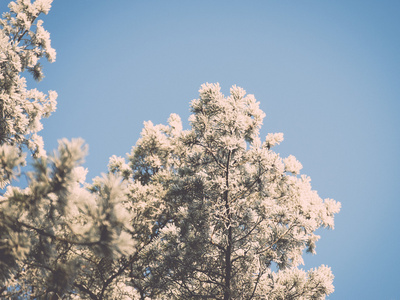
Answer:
(0, 1, 340, 299)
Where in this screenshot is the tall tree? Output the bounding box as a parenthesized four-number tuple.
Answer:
(128, 83, 341, 299)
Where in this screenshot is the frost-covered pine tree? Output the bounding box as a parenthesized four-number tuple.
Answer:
(123, 83, 341, 299)
(0, 2, 136, 298)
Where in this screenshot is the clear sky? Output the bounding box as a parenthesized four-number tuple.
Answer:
(2, 0, 400, 298)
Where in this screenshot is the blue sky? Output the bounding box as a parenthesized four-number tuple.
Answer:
(3, 0, 400, 298)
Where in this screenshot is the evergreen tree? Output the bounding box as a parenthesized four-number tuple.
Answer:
(1, 2, 135, 298)
(124, 83, 341, 299)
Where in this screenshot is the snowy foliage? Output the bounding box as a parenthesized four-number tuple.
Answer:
(0, 0, 57, 164)
(0, 2, 340, 299)
(0, 2, 135, 298)
(137, 83, 341, 299)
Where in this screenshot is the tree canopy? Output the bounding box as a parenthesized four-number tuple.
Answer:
(0, 1, 340, 299)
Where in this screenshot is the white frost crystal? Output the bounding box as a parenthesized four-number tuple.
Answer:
(284, 154, 303, 174)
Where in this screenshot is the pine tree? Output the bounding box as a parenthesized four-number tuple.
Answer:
(125, 83, 341, 299)
(0, 2, 135, 298)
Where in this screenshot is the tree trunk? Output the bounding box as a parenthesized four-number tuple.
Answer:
(224, 151, 232, 300)
(224, 224, 232, 300)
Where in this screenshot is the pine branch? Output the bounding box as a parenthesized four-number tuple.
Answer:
(74, 283, 98, 300)
(256, 222, 299, 255)
(17, 220, 101, 247)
